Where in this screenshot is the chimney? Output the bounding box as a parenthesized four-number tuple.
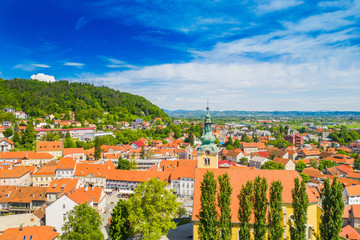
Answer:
(19, 225, 23, 231)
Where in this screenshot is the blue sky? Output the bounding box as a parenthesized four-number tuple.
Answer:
(0, 0, 359, 111)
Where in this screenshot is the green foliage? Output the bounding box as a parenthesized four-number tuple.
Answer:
(239, 157, 249, 165)
(299, 173, 310, 182)
(109, 199, 134, 240)
(94, 137, 101, 160)
(318, 159, 337, 172)
(354, 154, 360, 170)
(64, 138, 76, 148)
(329, 128, 360, 145)
(238, 181, 253, 240)
(3, 128, 13, 138)
(289, 178, 309, 240)
(128, 178, 180, 240)
(0, 78, 170, 123)
(21, 121, 36, 149)
(268, 181, 284, 240)
(188, 131, 195, 146)
(61, 203, 103, 240)
(117, 156, 131, 170)
(268, 139, 290, 149)
(198, 171, 218, 240)
(241, 134, 252, 143)
(12, 130, 20, 145)
(320, 178, 344, 240)
(261, 161, 285, 170)
(217, 173, 232, 240)
(253, 176, 268, 240)
(295, 160, 306, 172)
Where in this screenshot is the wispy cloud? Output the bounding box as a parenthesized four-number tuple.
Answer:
(14, 63, 51, 71)
(74, 16, 89, 31)
(255, 0, 303, 14)
(64, 62, 85, 68)
(100, 57, 137, 69)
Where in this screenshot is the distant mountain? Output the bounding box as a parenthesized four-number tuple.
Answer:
(0, 78, 170, 122)
(164, 109, 360, 118)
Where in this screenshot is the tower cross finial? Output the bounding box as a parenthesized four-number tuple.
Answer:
(206, 98, 209, 111)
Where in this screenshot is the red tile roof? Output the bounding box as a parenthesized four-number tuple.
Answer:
(340, 225, 360, 240)
(56, 157, 76, 170)
(36, 141, 63, 152)
(0, 226, 59, 240)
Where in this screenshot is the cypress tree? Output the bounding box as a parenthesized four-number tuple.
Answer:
(94, 136, 101, 160)
(289, 177, 309, 240)
(109, 199, 134, 240)
(320, 178, 344, 240)
(253, 176, 268, 240)
(238, 180, 253, 240)
(198, 170, 218, 240)
(218, 173, 232, 240)
(268, 180, 284, 240)
(21, 120, 36, 149)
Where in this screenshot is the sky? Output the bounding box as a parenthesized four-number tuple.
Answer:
(0, 0, 359, 111)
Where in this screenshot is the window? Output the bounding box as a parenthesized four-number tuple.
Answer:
(204, 158, 211, 166)
(63, 204, 66, 209)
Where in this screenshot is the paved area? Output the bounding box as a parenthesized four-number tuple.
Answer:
(101, 192, 123, 239)
(162, 223, 193, 240)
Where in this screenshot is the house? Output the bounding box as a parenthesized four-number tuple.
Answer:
(74, 161, 115, 188)
(0, 226, 59, 240)
(343, 185, 360, 205)
(46, 178, 80, 202)
(3, 108, 15, 113)
(350, 205, 360, 232)
(32, 164, 57, 187)
(21, 152, 54, 167)
(170, 166, 196, 197)
(0, 139, 14, 152)
(130, 140, 146, 149)
(0, 166, 31, 186)
(55, 157, 77, 179)
(273, 157, 296, 170)
(241, 142, 266, 154)
(299, 148, 321, 159)
(325, 154, 355, 165)
(340, 225, 360, 240)
(45, 190, 93, 234)
(63, 148, 86, 161)
(151, 140, 163, 147)
(343, 206, 352, 227)
(284, 133, 303, 147)
(36, 141, 63, 159)
(224, 150, 246, 163)
(0, 212, 43, 233)
(192, 168, 320, 240)
(0, 151, 32, 163)
(0, 186, 47, 214)
(13, 111, 28, 119)
(248, 156, 269, 169)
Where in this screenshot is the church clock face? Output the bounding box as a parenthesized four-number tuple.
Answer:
(205, 150, 210, 155)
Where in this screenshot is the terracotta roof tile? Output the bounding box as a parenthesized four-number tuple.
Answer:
(0, 226, 59, 240)
(36, 141, 63, 152)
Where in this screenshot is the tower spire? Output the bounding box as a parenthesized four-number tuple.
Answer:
(206, 98, 209, 112)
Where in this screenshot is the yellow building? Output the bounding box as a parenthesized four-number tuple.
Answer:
(32, 165, 57, 187)
(193, 107, 321, 240)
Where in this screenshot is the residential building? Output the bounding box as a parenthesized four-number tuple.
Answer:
(248, 156, 269, 169)
(46, 178, 80, 202)
(273, 157, 296, 170)
(32, 165, 57, 187)
(55, 157, 77, 179)
(21, 152, 54, 167)
(343, 185, 360, 205)
(0, 226, 59, 240)
(0, 212, 42, 233)
(170, 167, 195, 197)
(63, 148, 86, 161)
(284, 133, 303, 147)
(74, 161, 115, 188)
(0, 166, 31, 186)
(0, 186, 47, 214)
(0, 139, 14, 152)
(36, 141, 63, 159)
(349, 205, 360, 232)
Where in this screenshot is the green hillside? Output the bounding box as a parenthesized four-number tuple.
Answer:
(0, 78, 170, 123)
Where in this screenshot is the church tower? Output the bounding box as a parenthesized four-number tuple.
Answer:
(197, 104, 219, 169)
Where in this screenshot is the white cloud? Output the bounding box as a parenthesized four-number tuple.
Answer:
(100, 57, 137, 69)
(14, 63, 51, 71)
(31, 73, 56, 83)
(64, 62, 85, 68)
(75, 16, 89, 31)
(256, 0, 303, 14)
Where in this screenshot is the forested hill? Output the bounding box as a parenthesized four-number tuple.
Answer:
(0, 78, 170, 123)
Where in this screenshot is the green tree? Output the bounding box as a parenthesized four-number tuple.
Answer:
(268, 181, 284, 240)
(128, 178, 180, 240)
(198, 171, 218, 240)
(299, 173, 310, 182)
(109, 199, 134, 240)
(65, 131, 71, 139)
(318, 160, 337, 172)
(3, 128, 13, 138)
(354, 155, 360, 171)
(261, 161, 285, 170)
(94, 136, 101, 160)
(218, 173, 232, 240)
(310, 159, 318, 169)
(253, 176, 267, 240)
(188, 131, 195, 146)
(61, 203, 103, 240)
(117, 156, 131, 170)
(238, 181, 253, 240)
(21, 121, 36, 149)
(12, 130, 20, 145)
(320, 178, 344, 240)
(295, 160, 306, 172)
(289, 178, 309, 240)
(64, 138, 76, 148)
(233, 139, 241, 148)
(241, 134, 251, 143)
(239, 157, 249, 165)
